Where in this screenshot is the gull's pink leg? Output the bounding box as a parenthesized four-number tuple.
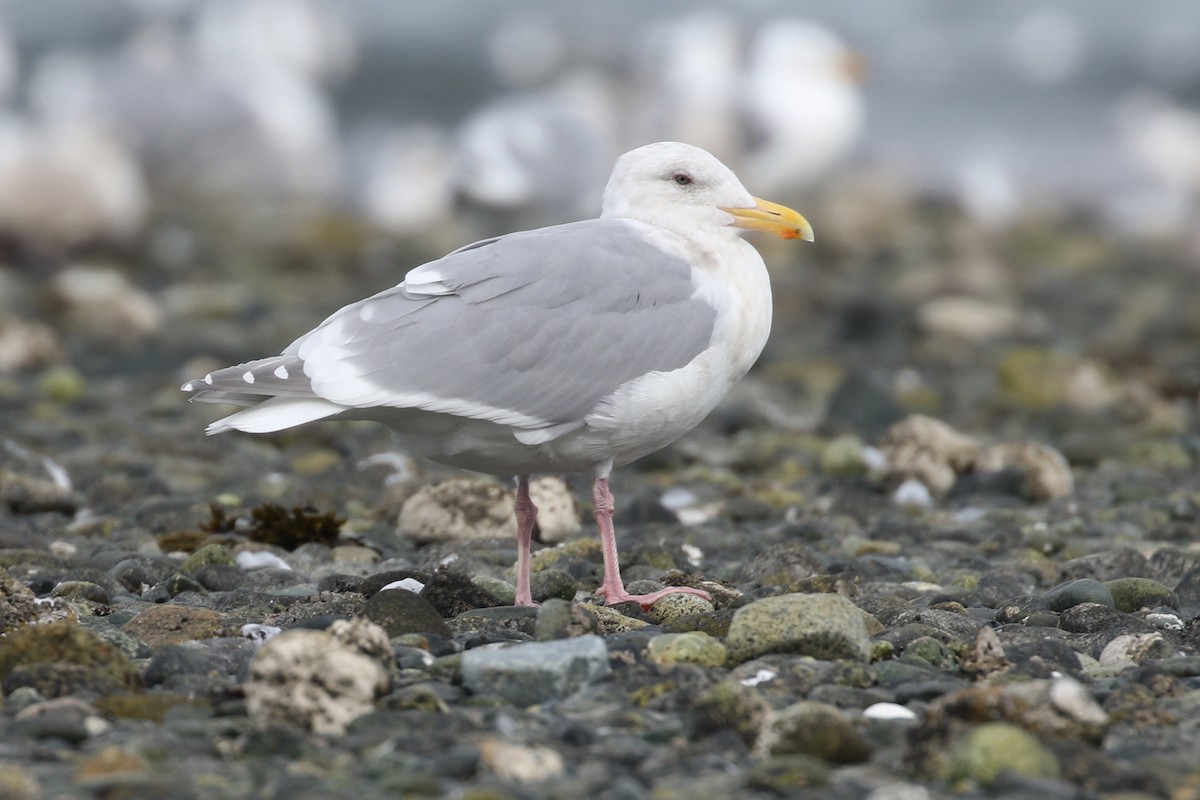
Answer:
(513, 475, 538, 607)
(592, 476, 712, 609)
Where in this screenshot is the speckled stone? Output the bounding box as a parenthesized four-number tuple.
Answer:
(1098, 633, 1175, 669)
(754, 700, 871, 762)
(725, 594, 871, 665)
(243, 626, 391, 735)
(877, 414, 980, 495)
(645, 591, 715, 624)
(121, 605, 224, 649)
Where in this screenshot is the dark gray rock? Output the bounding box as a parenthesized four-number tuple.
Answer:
(529, 569, 578, 603)
(1059, 547, 1149, 581)
(240, 567, 307, 591)
(1058, 603, 1144, 634)
(107, 557, 180, 593)
(446, 606, 538, 643)
(1003, 638, 1082, 673)
(193, 564, 245, 591)
(143, 638, 258, 688)
(1148, 547, 1200, 588)
(1171, 566, 1200, 618)
(995, 594, 1049, 624)
(363, 589, 451, 638)
(1042, 578, 1114, 612)
(420, 569, 505, 616)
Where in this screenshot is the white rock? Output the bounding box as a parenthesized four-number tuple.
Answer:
(1098, 632, 1169, 670)
(479, 737, 566, 784)
(240, 623, 282, 643)
(893, 478, 933, 509)
(1048, 675, 1108, 726)
(527, 475, 581, 544)
(681, 542, 704, 568)
(244, 624, 391, 735)
(0, 315, 62, 374)
(739, 669, 777, 688)
(1146, 611, 1184, 632)
(863, 702, 918, 721)
(236, 550, 293, 571)
(379, 577, 425, 594)
(399, 478, 515, 544)
(975, 440, 1074, 501)
(916, 296, 1023, 343)
(398, 475, 581, 546)
(864, 783, 933, 800)
(879, 415, 980, 496)
(51, 265, 163, 343)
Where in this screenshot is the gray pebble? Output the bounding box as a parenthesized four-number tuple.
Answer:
(1059, 547, 1149, 582)
(1042, 578, 1114, 612)
(460, 634, 609, 707)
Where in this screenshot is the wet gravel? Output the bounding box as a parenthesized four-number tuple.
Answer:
(1, 190, 1199, 799)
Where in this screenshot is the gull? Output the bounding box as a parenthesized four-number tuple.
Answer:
(741, 20, 866, 196)
(182, 142, 812, 608)
(453, 74, 618, 224)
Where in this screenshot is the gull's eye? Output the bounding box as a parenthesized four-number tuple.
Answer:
(672, 172, 693, 186)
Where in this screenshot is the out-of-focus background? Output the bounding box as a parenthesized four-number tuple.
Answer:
(3, 0, 1200, 244)
(1, 0, 1198, 469)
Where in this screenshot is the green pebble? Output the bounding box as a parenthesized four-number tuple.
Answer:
(646, 632, 728, 668)
(743, 754, 830, 793)
(900, 636, 956, 671)
(946, 723, 1060, 786)
(37, 365, 87, 403)
(820, 435, 870, 477)
(181, 544, 236, 573)
(1103, 577, 1178, 613)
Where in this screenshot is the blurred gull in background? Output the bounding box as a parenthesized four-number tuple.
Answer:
(25, 1, 349, 243)
(0, 114, 148, 248)
(1114, 90, 1200, 234)
(345, 121, 457, 239)
(486, 13, 568, 90)
(0, 20, 16, 105)
(740, 20, 866, 198)
(631, 11, 743, 165)
(192, 0, 357, 86)
(1007, 7, 1087, 87)
(453, 73, 618, 225)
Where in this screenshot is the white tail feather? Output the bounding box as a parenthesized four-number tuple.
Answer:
(206, 397, 344, 435)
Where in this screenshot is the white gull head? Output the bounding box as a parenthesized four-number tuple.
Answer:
(601, 141, 812, 242)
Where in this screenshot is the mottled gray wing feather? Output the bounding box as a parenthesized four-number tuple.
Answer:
(288, 219, 717, 430)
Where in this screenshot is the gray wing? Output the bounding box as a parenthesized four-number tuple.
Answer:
(190, 219, 718, 438)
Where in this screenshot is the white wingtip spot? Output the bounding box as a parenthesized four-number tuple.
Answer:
(181, 382, 194, 392)
(204, 374, 214, 385)
(243, 371, 255, 384)
(273, 365, 289, 380)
